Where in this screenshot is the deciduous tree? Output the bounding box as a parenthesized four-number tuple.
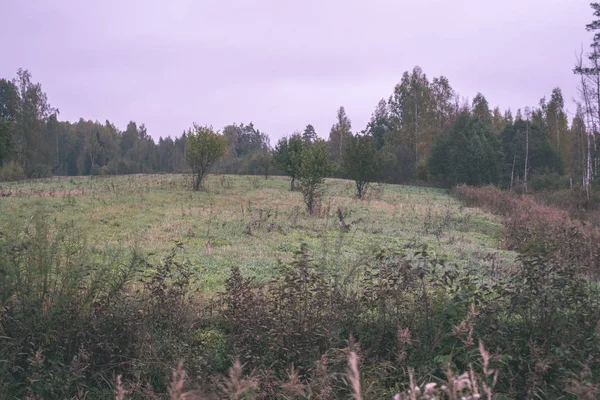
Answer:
(328, 106, 352, 169)
(186, 124, 228, 190)
(297, 140, 331, 214)
(342, 134, 381, 198)
(274, 133, 304, 191)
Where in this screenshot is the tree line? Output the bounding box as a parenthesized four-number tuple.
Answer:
(0, 67, 586, 189)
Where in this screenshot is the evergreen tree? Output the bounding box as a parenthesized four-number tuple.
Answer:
(472, 93, 492, 127)
(428, 112, 503, 186)
(302, 124, 318, 143)
(366, 99, 391, 150)
(0, 79, 19, 166)
(500, 118, 563, 186)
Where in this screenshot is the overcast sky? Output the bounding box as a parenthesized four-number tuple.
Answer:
(0, 1, 594, 141)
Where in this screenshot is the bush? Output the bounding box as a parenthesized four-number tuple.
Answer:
(0, 210, 204, 398)
(530, 170, 569, 191)
(297, 141, 331, 214)
(99, 165, 113, 175)
(0, 210, 137, 397)
(90, 165, 101, 175)
(416, 159, 428, 182)
(0, 161, 25, 182)
(453, 184, 600, 277)
(27, 164, 52, 179)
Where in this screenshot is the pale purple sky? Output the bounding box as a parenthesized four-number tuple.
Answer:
(0, 1, 593, 141)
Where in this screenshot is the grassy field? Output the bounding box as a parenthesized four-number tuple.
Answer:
(0, 174, 515, 290)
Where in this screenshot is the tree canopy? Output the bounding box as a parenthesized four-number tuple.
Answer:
(342, 133, 382, 198)
(186, 124, 228, 190)
(429, 112, 503, 186)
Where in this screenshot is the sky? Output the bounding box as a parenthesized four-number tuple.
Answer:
(0, 0, 594, 142)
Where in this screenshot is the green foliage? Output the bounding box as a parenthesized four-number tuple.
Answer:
(500, 118, 563, 185)
(529, 170, 569, 191)
(297, 140, 331, 214)
(0, 67, 582, 190)
(342, 133, 382, 198)
(215, 122, 272, 176)
(0, 160, 25, 182)
(302, 123, 318, 143)
(0, 70, 195, 180)
(0, 210, 139, 398)
(255, 148, 273, 179)
(274, 133, 305, 191)
(186, 124, 228, 190)
(0, 79, 17, 166)
(328, 106, 353, 171)
(366, 99, 390, 150)
(429, 112, 504, 187)
(471, 92, 492, 126)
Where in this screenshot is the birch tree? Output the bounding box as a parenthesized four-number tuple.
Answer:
(524, 107, 531, 192)
(328, 106, 352, 170)
(573, 3, 600, 197)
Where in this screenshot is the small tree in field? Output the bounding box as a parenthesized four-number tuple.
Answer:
(186, 124, 228, 190)
(274, 133, 304, 191)
(256, 149, 273, 179)
(297, 140, 331, 215)
(342, 133, 381, 198)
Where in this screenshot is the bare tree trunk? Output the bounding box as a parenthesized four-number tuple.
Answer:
(577, 52, 595, 199)
(56, 133, 59, 171)
(524, 108, 530, 193)
(584, 129, 592, 200)
(414, 99, 419, 168)
(555, 113, 560, 154)
(510, 155, 516, 191)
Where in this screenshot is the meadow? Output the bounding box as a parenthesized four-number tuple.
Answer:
(0, 174, 513, 291)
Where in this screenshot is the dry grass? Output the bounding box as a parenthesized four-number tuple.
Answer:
(111, 345, 498, 400)
(0, 175, 513, 291)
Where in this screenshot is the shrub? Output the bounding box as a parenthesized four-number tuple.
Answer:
(453, 184, 600, 277)
(530, 170, 569, 191)
(297, 141, 331, 214)
(99, 165, 113, 175)
(0, 209, 139, 397)
(90, 165, 101, 175)
(27, 164, 52, 179)
(0, 210, 206, 398)
(0, 161, 25, 181)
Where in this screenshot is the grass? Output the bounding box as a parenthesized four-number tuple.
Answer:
(0, 174, 514, 290)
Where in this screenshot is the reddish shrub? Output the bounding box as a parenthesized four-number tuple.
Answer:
(453, 185, 600, 277)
